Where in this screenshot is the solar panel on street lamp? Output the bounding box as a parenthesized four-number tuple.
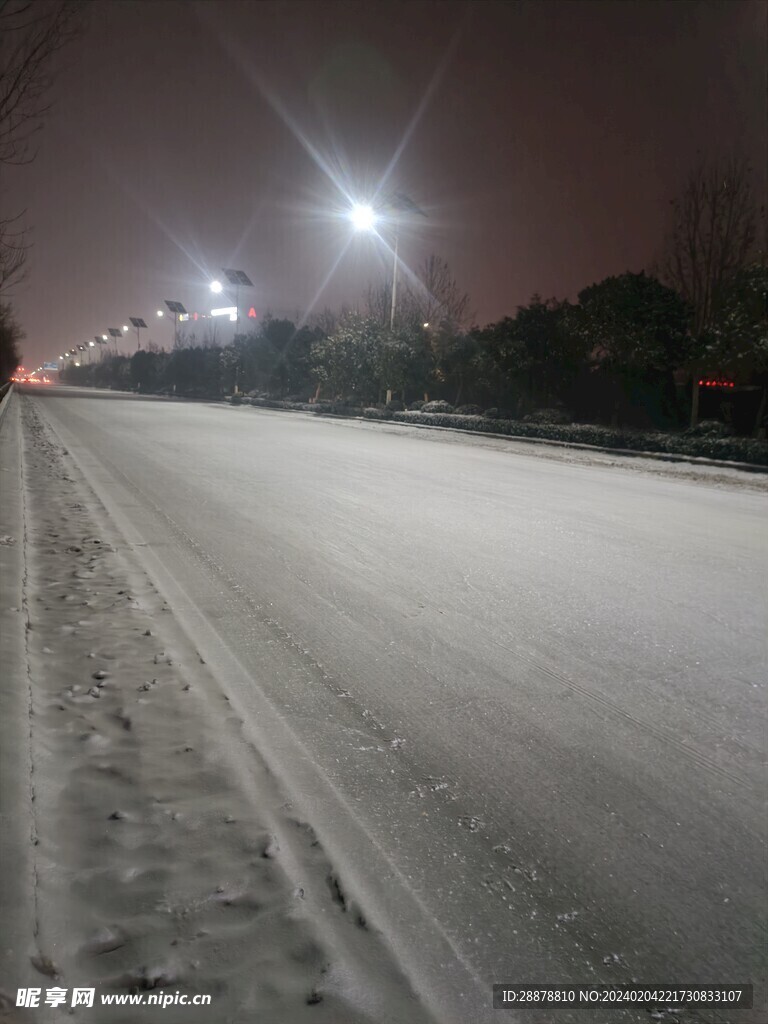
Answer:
(221, 269, 252, 340)
(223, 269, 253, 287)
(163, 300, 187, 346)
(129, 316, 148, 350)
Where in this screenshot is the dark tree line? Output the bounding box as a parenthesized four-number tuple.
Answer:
(61, 318, 327, 400)
(61, 247, 766, 436)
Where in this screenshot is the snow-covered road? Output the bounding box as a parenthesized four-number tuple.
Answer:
(27, 389, 768, 1023)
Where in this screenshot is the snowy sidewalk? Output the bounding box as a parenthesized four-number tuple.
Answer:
(0, 396, 433, 1024)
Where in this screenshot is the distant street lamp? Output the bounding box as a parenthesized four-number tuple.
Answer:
(210, 279, 223, 294)
(129, 316, 148, 350)
(163, 300, 187, 348)
(221, 269, 253, 339)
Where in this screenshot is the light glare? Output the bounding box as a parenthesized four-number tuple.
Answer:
(349, 203, 377, 231)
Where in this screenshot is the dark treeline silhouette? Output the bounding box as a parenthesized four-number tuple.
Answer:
(62, 255, 767, 437)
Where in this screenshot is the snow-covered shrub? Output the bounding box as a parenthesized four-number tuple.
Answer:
(421, 400, 454, 414)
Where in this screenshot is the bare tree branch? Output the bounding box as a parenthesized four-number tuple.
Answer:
(364, 255, 474, 331)
(363, 280, 394, 327)
(0, 208, 28, 291)
(0, 0, 82, 166)
(0, 0, 82, 296)
(407, 254, 473, 329)
(660, 154, 757, 338)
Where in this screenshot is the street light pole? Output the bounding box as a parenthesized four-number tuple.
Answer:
(221, 269, 253, 344)
(163, 301, 187, 349)
(389, 228, 400, 331)
(349, 194, 424, 332)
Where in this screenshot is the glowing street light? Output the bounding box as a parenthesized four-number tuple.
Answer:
(156, 310, 164, 318)
(348, 193, 425, 330)
(349, 203, 377, 232)
(210, 279, 223, 294)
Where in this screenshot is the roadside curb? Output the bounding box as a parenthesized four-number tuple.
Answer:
(236, 402, 768, 474)
(374, 417, 768, 473)
(0, 395, 38, 992)
(0, 381, 13, 429)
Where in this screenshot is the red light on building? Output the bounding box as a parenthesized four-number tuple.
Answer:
(699, 378, 735, 389)
(247, 307, 257, 319)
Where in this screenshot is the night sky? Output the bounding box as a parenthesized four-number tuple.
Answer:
(6, 0, 767, 369)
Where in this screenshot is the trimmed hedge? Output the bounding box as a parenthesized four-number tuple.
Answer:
(523, 408, 572, 424)
(421, 400, 454, 414)
(234, 396, 766, 466)
(249, 397, 317, 412)
(359, 409, 768, 466)
(684, 419, 735, 438)
(313, 402, 364, 417)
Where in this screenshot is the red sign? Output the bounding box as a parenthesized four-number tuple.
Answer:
(247, 307, 257, 319)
